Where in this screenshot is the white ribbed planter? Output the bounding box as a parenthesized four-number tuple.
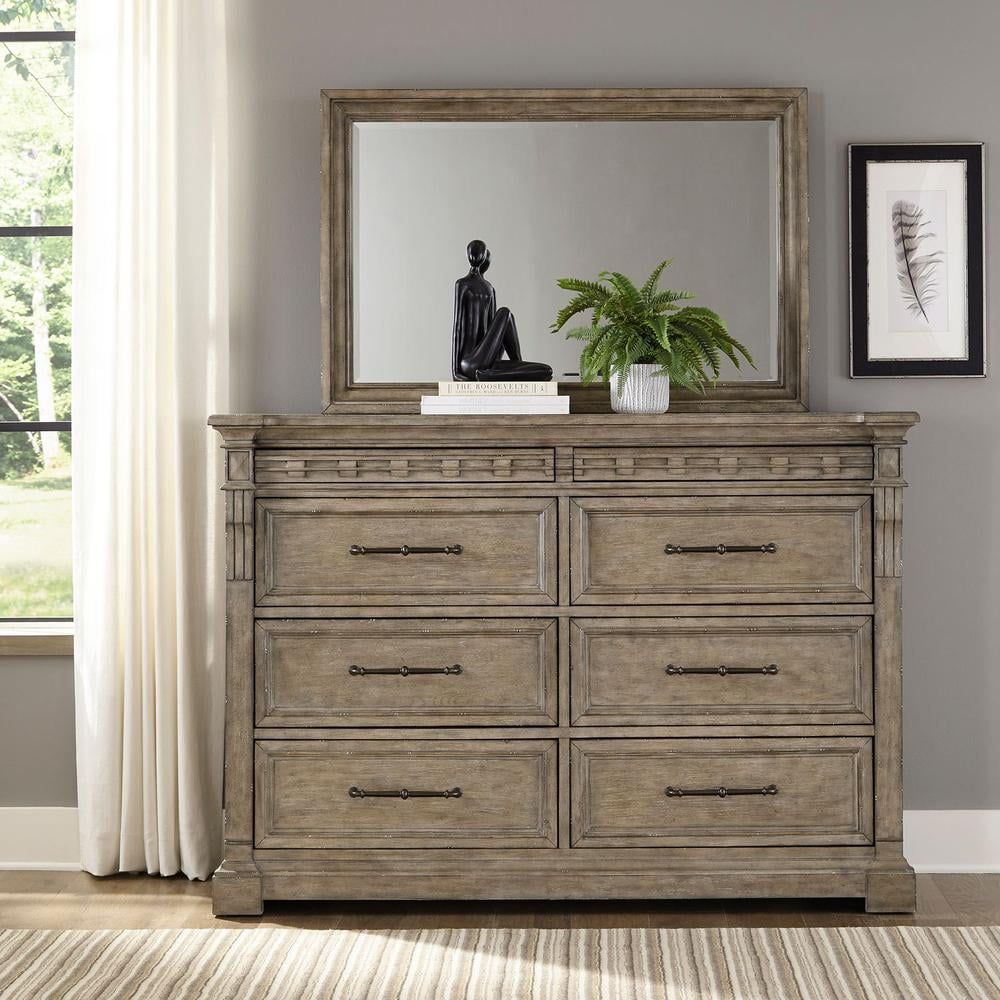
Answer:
(609, 364, 670, 414)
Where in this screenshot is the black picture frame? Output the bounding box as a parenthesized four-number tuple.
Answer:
(849, 143, 985, 378)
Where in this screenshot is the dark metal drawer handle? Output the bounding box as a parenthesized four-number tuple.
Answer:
(664, 543, 778, 555)
(348, 664, 462, 677)
(348, 786, 462, 799)
(349, 544, 463, 556)
(665, 784, 779, 798)
(665, 664, 779, 677)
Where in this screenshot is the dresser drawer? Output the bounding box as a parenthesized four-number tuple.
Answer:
(256, 497, 558, 606)
(570, 496, 872, 605)
(256, 618, 557, 727)
(256, 448, 555, 484)
(570, 617, 872, 726)
(571, 738, 873, 847)
(573, 447, 874, 482)
(255, 739, 558, 848)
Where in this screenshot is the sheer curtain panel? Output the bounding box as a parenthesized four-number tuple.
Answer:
(72, 0, 229, 878)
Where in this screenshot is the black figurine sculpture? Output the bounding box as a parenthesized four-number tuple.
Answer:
(451, 240, 553, 382)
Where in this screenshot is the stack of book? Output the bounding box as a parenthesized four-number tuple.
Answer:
(421, 381, 569, 415)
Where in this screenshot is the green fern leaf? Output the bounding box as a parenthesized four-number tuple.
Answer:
(600, 271, 643, 310)
(670, 305, 727, 330)
(563, 325, 600, 342)
(648, 289, 695, 313)
(676, 321, 722, 379)
(640, 259, 672, 301)
(552, 289, 612, 332)
(718, 332, 755, 368)
(556, 277, 611, 298)
(674, 331, 714, 379)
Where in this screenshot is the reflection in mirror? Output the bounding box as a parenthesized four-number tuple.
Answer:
(352, 121, 778, 384)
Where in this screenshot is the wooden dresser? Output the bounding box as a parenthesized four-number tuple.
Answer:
(209, 411, 918, 915)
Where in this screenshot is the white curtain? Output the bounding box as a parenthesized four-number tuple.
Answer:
(72, 0, 229, 879)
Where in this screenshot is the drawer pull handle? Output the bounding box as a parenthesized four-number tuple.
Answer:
(349, 544, 463, 556)
(664, 542, 778, 555)
(665, 664, 779, 677)
(348, 664, 463, 677)
(665, 784, 779, 798)
(348, 786, 463, 800)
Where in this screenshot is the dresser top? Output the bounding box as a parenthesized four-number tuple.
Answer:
(209, 412, 919, 449)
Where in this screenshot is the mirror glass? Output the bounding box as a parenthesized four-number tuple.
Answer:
(352, 120, 779, 384)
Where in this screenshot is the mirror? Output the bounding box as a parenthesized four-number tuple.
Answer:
(352, 121, 779, 383)
(323, 90, 808, 411)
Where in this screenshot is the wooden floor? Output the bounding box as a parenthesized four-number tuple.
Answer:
(1, 872, 999, 930)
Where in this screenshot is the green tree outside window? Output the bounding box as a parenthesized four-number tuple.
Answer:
(0, 0, 75, 618)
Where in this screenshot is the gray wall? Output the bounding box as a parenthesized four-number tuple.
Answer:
(0, 657, 75, 805)
(3, 0, 996, 810)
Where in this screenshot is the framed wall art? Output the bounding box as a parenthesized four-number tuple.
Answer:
(849, 143, 984, 377)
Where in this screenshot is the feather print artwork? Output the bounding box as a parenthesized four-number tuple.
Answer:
(891, 199, 944, 324)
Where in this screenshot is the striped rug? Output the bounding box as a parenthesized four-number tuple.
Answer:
(1, 926, 998, 999)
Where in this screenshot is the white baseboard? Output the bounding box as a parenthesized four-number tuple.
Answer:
(0, 807, 80, 870)
(0, 807, 997, 872)
(904, 810, 1000, 872)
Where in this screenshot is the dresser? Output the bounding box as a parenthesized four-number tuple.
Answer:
(209, 411, 918, 915)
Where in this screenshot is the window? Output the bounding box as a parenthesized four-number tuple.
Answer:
(0, 1, 74, 620)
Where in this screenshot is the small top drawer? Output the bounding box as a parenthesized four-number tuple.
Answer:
(571, 495, 872, 605)
(573, 447, 873, 482)
(256, 497, 558, 606)
(256, 449, 555, 484)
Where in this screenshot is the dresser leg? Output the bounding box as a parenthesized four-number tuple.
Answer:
(213, 865, 264, 916)
(865, 870, 916, 913)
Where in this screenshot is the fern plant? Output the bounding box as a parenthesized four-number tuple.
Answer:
(550, 260, 754, 394)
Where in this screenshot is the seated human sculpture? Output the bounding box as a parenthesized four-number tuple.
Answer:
(451, 240, 553, 381)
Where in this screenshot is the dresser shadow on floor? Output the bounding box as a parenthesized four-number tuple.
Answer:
(3, 871, 996, 932)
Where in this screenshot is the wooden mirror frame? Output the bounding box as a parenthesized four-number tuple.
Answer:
(322, 88, 809, 412)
